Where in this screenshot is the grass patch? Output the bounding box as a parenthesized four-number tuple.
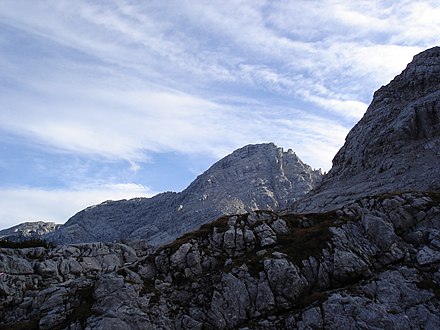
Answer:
(159, 215, 233, 254)
(278, 211, 345, 264)
(222, 254, 264, 278)
(376, 190, 440, 205)
(141, 279, 161, 304)
(141, 278, 156, 293)
(300, 290, 328, 308)
(219, 211, 349, 277)
(417, 278, 440, 298)
(117, 268, 128, 277)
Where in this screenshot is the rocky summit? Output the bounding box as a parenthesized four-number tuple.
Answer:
(45, 143, 321, 246)
(1, 47, 440, 329)
(297, 46, 440, 213)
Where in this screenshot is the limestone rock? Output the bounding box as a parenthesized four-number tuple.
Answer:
(0, 221, 61, 242)
(1, 191, 440, 329)
(39, 143, 321, 246)
(297, 46, 440, 213)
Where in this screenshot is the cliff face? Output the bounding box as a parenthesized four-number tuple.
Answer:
(46, 143, 321, 245)
(297, 47, 440, 212)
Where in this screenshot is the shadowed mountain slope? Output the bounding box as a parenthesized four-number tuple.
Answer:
(296, 46, 440, 213)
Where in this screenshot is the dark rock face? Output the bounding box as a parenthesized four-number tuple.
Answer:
(297, 47, 440, 213)
(46, 143, 321, 245)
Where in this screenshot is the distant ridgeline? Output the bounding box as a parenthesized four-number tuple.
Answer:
(43, 143, 322, 246)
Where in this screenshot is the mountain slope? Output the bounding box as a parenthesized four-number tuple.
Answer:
(47, 143, 322, 245)
(296, 46, 440, 213)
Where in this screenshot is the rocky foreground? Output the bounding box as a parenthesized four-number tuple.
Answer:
(1, 191, 439, 329)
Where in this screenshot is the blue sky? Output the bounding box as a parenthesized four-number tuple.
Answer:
(0, 0, 439, 229)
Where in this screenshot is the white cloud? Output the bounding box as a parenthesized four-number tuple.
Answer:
(1, 0, 439, 228)
(1, 0, 438, 110)
(0, 183, 155, 229)
(0, 46, 351, 167)
(389, 1, 440, 45)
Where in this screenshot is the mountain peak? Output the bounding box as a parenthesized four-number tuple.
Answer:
(297, 47, 440, 212)
(46, 143, 321, 245)
(371, 46, 440, 108)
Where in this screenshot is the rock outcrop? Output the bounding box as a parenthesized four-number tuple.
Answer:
(46, 143, 321, 245)
(296, 46, 440, 212)
(0, 221, 61, 242)
(1, 192, 439, 329)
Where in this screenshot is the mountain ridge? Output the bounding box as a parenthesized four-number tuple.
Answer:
(0, 221, 60, 242)
(44, 142, 322, 245)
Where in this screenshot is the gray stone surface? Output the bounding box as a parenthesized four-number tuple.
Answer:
(0, 221, 61, 242)
(43, 143, 321, 246)
(296, 46, 440, 213)
(1, 192, 440, 329)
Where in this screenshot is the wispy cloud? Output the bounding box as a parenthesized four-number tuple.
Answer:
(1, 0, 438, 159)
(0, 0, 439, 228)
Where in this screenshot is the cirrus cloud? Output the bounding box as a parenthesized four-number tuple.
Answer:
(0, 0, 439, 229)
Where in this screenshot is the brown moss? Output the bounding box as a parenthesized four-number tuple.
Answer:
(159, 214, 236, 254)
(278, 211, 344, 264)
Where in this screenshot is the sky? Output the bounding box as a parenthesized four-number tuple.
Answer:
(0, 0, 439, 229)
